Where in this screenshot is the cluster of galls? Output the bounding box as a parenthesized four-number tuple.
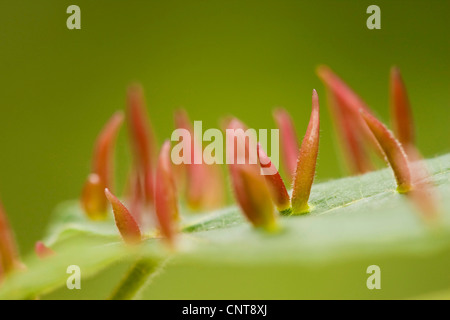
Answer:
(0, 66, 439, 283)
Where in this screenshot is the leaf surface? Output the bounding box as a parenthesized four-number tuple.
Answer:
(0, 154, 449, 299)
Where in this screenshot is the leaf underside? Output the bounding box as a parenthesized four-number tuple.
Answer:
(1, 154, 449, 299)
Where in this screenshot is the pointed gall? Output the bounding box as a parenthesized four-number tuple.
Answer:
(291, 90, 320, 214)
(225, 117, 255, 196)
(257, 143, 291, 214)
(235, 165, 278, 231)
(390, 66, 415, 147)
(326, 89, 374, 174)
(317, 65, 384, 158)
(105, 188, 142, 245)
(317, 65, 371, 114)
(174, 109, 225, 210)
(81, 173, 108, 220)
(82, 112, 124, 220)
(127, 84, 157, 205)
(225, 118, 257, 165)
(174, 110, 204, 209)
(361, 110, 412, 193)
(0, 200, 21, 276)
(126, 168, 145, 225)
(200, 165, 226, 210)
(273, 108, 299, 182)
(155, 141, 178, 244)
(0, 258, 3, 281)
(404, 145, 440, 222)
(226, 120, 278, 231)
(35, 241, 55, 259)
(92, 111, 124, 190)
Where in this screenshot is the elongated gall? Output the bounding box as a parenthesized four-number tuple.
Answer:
(404, 146, 440, 222)
(361, 110, 412, 193)
(273, 108, 299, 182)
(82, 112, 124, 220)
(155, 141, 178, 244)
(226, 120, 278, 231)
(390, 66, 415, 147)
(125, 169, 145, 225)
(0, 200, 21, 277)
(317, 66, 371, 114)
(92, 111, 124, 190)
(317, 65, 383, 158)
(105, 188, 142, 244)
(174, 109, 224, 210)
(225, 118, 254, 211)
(81, 173, 108, 220)
(127, 84, 157, 205)
(257, 143, 291, 214)
(326, 89, 374, 174)
(236, 165, 278, 231)
(200, 165, 226, 210)
(291, 90, 320, 214)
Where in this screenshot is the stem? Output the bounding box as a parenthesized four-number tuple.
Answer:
(108, 257, 162, 300)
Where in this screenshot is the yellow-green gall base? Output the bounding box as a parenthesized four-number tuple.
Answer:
(291, 204, 313, 216)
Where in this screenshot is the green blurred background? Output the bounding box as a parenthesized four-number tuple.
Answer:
(0, 0, 448, 265)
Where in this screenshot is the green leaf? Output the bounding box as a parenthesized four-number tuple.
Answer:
(0, 154, 449, 299)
